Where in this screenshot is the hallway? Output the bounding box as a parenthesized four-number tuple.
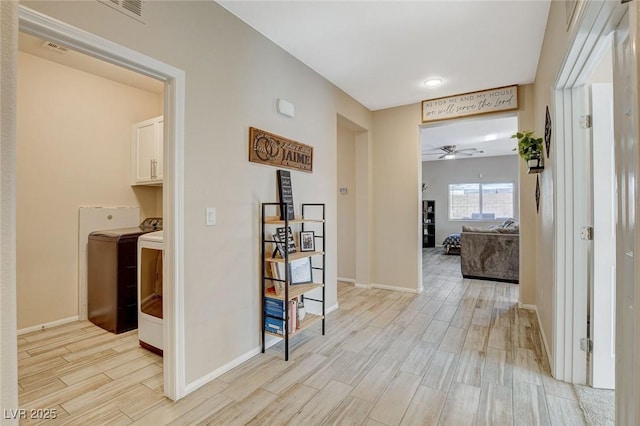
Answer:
(17, 249, 586, 424)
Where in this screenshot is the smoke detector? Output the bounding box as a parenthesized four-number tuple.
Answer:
(41, 41, 69, 55)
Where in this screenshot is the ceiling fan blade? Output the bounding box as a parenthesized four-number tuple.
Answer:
(455, 148, 478, 152)
(438, 154, 446, 159)
(456, 151, 474, 156)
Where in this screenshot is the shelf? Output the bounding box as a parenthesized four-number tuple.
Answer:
(261, 201, 326, 361)
(264, 216, 325, 225)
(264, 313, 324, 338)
(265, 251, 324, 262)
(265, 283, 324, 300)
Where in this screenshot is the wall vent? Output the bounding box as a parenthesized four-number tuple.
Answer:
(98, 0, 144, 23)
(42, 41, 69, 55)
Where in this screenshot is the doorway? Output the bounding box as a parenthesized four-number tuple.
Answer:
(7, 6, 187, 401)
(336, 114, 371, 293)
(553, 0, 633, 422)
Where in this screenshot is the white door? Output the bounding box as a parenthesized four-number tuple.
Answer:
(613, 9, 636, 424)
(590, 83, 616, 389)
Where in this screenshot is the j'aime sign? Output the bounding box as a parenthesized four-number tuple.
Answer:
(421, 85, 518, 123)
(248, 127, 313, 173)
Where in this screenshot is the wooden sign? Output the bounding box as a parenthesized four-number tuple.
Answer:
(421, 85, 518, 123)
(249, 127, 313, 173)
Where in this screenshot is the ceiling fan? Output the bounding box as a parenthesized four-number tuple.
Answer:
(423, 145, 483, 159)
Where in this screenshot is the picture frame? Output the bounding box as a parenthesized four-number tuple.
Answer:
(272, 227, 297, 257)
(290, 257, 312, 285)
(299, 231, 315, 252)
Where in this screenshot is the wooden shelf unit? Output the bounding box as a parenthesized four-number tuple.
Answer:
(261, 202, 326, 360)
(423, 200, 436, 248)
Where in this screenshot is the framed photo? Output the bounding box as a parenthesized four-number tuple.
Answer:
(299, 231, 315, 252)
(272, 226, 297, 257)
(290, 258, 312, 285)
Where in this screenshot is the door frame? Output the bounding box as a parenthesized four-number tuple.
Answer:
(15, 6, 187, 400)
(552, 1, 627, 382)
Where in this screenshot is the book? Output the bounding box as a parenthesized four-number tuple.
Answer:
(277, 170, 295, 220)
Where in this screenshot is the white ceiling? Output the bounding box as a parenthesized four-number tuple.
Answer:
(217, 0, 549, 161)
(420, 114, 518, 161)
(217, 1, 551, 111)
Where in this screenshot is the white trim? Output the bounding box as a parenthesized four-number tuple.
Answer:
(184, 346, 261, 395)
(325, 303, 339, 315)
(18, 6, 186, 401)
(17, 316, 79, 336)
(552, 0, 628, 383)
(337, 277, 355, 283)
(371, 283, 422, 294)
(355, 282, 371, 289)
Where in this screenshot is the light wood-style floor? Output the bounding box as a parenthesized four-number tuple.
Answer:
(18, 248, 586, 425)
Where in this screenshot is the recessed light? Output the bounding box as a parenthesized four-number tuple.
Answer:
(484, 133, 497, 141)
(424, 78, 443, 87)
(444, 154, 455, 160)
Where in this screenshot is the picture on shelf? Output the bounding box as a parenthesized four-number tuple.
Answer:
(290, 258, 312, 284)
(277, 169, 295, 220)
(272, 226, 297, 257)
(299, 231, 315, 252)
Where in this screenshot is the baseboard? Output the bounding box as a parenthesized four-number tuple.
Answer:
(185, 301, 340, 395)
(337, 277, 355, 283)
(325, 303, 339, 314)
(185, 346, 262, 394)
(371, 283, 422, 294)
(355, 283, 371, 289)
(18, 315, 79, 335)
(519, 303, 553, 372)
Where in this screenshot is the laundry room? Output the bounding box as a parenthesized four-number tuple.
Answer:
(16, 32, 164, 334)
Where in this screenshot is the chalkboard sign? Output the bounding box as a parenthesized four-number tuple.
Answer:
(277, 170, 295, 220)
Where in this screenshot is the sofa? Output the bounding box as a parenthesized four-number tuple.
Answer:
(460, 219, 519, 283)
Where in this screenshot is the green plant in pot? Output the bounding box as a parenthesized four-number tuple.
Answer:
(512, 130, 544, 172)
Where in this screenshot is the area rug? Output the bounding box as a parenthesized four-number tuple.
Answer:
(573, 384, 615, 426)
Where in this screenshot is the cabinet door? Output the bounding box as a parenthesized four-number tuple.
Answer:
(155, 116, 164, 180)
(133, 119, 156, 183)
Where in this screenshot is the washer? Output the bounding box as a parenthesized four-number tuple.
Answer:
(87, 218, 161, 334)
(138, 230, 164, 355)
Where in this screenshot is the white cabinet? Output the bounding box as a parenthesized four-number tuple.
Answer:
(131, 115, 163, 185)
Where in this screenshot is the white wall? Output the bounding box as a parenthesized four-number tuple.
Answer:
(337, 125, 356, 280)
(17, 51, 163, 329)
(15, 0, 374, 386)
(422, 155, 519, 244)
(1, 0, 19, 415)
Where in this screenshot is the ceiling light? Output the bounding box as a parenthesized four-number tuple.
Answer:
(424, 78, 443, 87)
(484, 133, 497, 141)
(444, 154, 455, 160)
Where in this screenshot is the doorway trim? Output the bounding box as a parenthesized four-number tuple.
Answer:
(17, 6, 186, 400)
(552, 1, 627, 382)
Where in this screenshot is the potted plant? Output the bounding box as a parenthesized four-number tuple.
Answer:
(512, 130, 544, 173)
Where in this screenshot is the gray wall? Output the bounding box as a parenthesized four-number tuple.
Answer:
(422, 155, 519, 244)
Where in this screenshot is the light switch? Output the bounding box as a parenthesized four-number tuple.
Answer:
(206, 207, 216, 226)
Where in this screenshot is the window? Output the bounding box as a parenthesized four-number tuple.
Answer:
(449, 182, 514, 220)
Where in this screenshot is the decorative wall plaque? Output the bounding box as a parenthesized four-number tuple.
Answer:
(277, 170, 295, 220)
(545, 106, 552, 158)
(249, 127, 313, 173)
(535, 175, 541, 213)
(421, 85, 518, 123)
